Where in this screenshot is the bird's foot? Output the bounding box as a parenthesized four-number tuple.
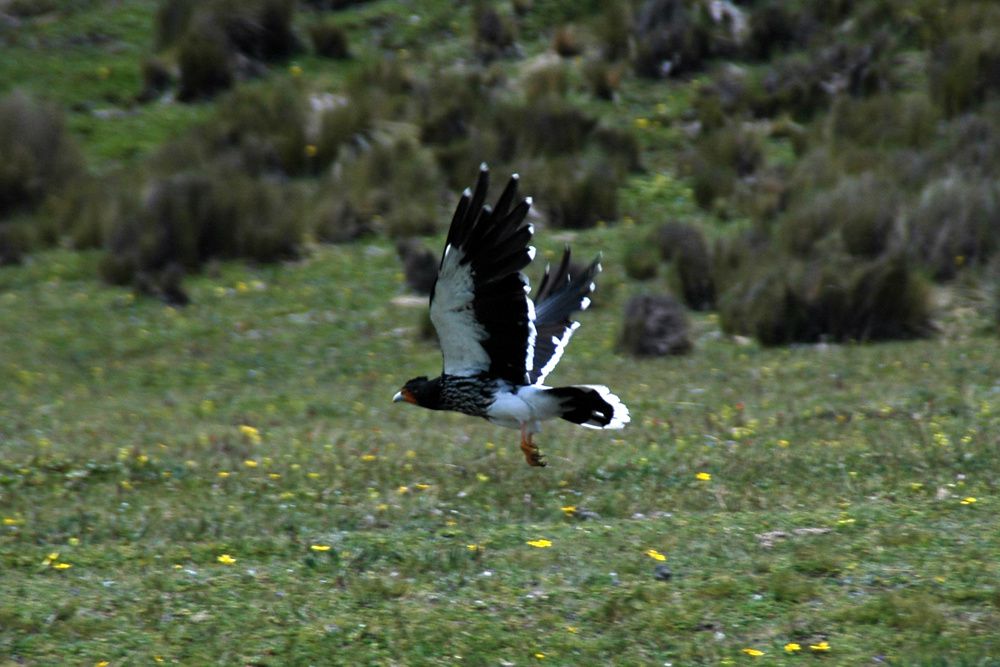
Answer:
(520, 431, 546, 467)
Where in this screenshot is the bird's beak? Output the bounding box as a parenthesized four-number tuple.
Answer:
(393, 389, 416, 404)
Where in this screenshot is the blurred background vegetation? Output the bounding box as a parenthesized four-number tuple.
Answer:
(2, 0, 999, 344)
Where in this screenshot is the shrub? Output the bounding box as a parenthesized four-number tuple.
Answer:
(0, 92, 82, 219)
(632, 0, 714, 78)
(473, 5, 516, 62)
(495, 100, 597, 159)
(583, 59, 622, 101)
(326, 135, 444, 238)
(595, 0, 631, 61)
(396, 238, 438, 295)
(0, 223, 32, 266)
(686, 122, 763, 211)
(521, 59, 570, 104)
(829, 93, 938, 150)
(527, 155, 621, 229)
(213, 80, 310, 175)
(777, 173, 901, 259)
(718, 253, 934, 345)
(904, 174, 1000, 280)
(655, 221, 715, 310)
(929, 27, 1000, 117)
(45, 173, 140, 250)
(552, 25, 583, 57)
(619, 293, 692, 356)
(310, 21, 350, 59)
(622, 239, 659, 281)
(137, 57, 174, 103)
(177, 25, 234, 102)
(314, 100, 372, 168)
(100, 169, 302, 286)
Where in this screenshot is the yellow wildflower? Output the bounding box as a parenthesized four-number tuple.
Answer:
(239, 425, 261, 444)
(527, 539, 553, 548)
(289, 64, 303, 77)
(467, 544, 482, 552)
(476, 473, 490, 482)
(310, 545, 331, 552)
(961, 497, 977, 505)
(741, 648, 764, 656)
(53, 562, 72, 570)
(634, 117, 650, 129)
(3, 517, 22, 526)
(810, 641, 830, 652)
(415, 483, 431, 490)
(645, 549, 667, 561)
(244, 459, 258, 468)
(360, 454, 378, 462)
(784, 642, 801, 653)
(696, 472, 711, 481)
(560, 505, 577, 516)
(217, 554, 236, 565)
(304, 144, 318, 157)
(397, 485, 410, 494)
(218, 471, 231, 478)
(777, 439, 790, 447)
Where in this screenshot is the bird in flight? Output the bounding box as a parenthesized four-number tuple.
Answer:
(393, 164, 630, 466)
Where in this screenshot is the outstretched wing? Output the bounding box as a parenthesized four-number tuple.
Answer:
(429, 164, 537, 384)
(528, 248, 601, 385)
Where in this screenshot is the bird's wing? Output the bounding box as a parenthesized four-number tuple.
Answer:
(429, 164, 537, 384)
(528, 248, 601, 385)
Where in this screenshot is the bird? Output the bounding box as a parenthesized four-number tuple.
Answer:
(393, 164, 630, 466)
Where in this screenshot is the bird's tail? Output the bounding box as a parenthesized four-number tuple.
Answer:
(546, 385, 630, 429)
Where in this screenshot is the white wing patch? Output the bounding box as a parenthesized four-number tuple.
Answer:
(532, 321, 579, 385)
(576, 385, 630, 429)
(430, 244, 491, 376)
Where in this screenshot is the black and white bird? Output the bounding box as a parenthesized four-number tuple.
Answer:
(393, 165, 630, 466)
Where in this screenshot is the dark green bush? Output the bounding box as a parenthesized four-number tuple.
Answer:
(137, 57, 174, 103)
(583, 59, 622, 101)
(314, 101, 372, 168)
(776, 173, 901, 258)
(527, 155, 621, 229)
(0, 223, 32, 266)
(623, 238, 659, 281)
(718, 252, 934, 345)
(929, 27, 1000, 116)
(161, 0, 301, 101)
(100, 169, 302, 286)
(45, 173, 140, 250)
(595, 0, 631, 61)
(829, 93, 938, 150)
(686, 122, 763, 212)
(213, 80, 309, 175)
(632, 0, 715, 78)
(552, 25, 583, 57)
(619, 293, 692, 356)
(904, 174, 1000, 280)
(655, 221, 715, 310)
(177, 25, 234, 102)
(473, 5, 516, 62)
(325, 135, 444, 238)
(521, 60, 570, 104)
(310, 21, 350, 59)
(0, 92, 82, 220)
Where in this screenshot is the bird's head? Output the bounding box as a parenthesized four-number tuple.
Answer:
(393, 376, 441, 409)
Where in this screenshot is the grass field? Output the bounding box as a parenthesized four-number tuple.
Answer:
(2, 243, 999, 665)
(3, 0, 1000, 664)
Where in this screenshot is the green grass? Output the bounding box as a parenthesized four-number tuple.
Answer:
(3, 0, 1000, 664)
(2, 244, 999, 664)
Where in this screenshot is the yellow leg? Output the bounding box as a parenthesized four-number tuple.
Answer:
(519, 425, 546, 467)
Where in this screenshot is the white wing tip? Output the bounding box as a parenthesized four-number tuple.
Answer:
(462, 187, 472, 198)
(527, 246, 536, 261)
(512, 172, 520, 180)
(479, 162, 488, 172)
(580, 296, 591, 311)
(525, 196, 533, 206)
